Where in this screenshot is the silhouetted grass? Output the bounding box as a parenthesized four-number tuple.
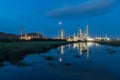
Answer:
(44, 56, 56, 61)
(0, 41, 71, 54)
(0, 41, 74, 66)
(96, 40, 120, 47)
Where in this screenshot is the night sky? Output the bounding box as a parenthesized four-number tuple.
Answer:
(0, 0, 120, 38)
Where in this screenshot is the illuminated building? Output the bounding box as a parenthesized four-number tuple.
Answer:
(77, 26, 83, 41)
(58, 22, 65, 39)
(20, 33, 31, 40)
(84, 25, 89, 41)
(104, 33, 110, 41)
(73, 34, 78, 41)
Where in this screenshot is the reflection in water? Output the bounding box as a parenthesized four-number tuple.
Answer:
(58, 46, 65, 55)
(58, 45, 65, 62)
(78, 43, 90, 58)
(0, 42, 120, 80)
(58, 42, 94, 59)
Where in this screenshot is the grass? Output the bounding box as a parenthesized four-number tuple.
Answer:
(96, 40, 120, 47)
(44, 56, 56, 61)
(0, 41, 74, 65)
(0, 41, 70, 53)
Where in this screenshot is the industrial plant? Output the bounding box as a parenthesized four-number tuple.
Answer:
(57, 22, 93, 42)
(19, 21, 110, 42)
(57, 22, 110, 42)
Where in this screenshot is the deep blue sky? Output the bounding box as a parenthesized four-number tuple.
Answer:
(0, 0, 120, 38)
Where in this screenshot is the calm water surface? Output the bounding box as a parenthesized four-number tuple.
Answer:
(0, 42, 120, 80)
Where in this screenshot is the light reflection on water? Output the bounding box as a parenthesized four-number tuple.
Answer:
(0, 42, 120, 80)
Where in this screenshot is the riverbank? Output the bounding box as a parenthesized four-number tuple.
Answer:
(95, 40, 120, 46)
(0, 40, 75, 65)
(0, 40, 75, 54)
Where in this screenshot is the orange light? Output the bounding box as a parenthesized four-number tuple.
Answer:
(27, 36, 31, 40)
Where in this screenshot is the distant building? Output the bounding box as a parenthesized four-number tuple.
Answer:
(94, 34, 110, 41)
(19, 27, 47, 40)
(77, 27, 83, 41)
(84, 25, 89, 41)
(104, 33, 110, 41)
(72, 25, 92, 41)
(58, 22, 65, 40)
(59, 29, 64, 39)
(20, 33, 31, 40)
(73, 34, 78, 41)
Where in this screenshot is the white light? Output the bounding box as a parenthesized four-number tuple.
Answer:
(59, 22, 62, 25)
(59, 58, 62, 62)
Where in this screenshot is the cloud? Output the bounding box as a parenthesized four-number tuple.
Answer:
(46, 0, 119, 19)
